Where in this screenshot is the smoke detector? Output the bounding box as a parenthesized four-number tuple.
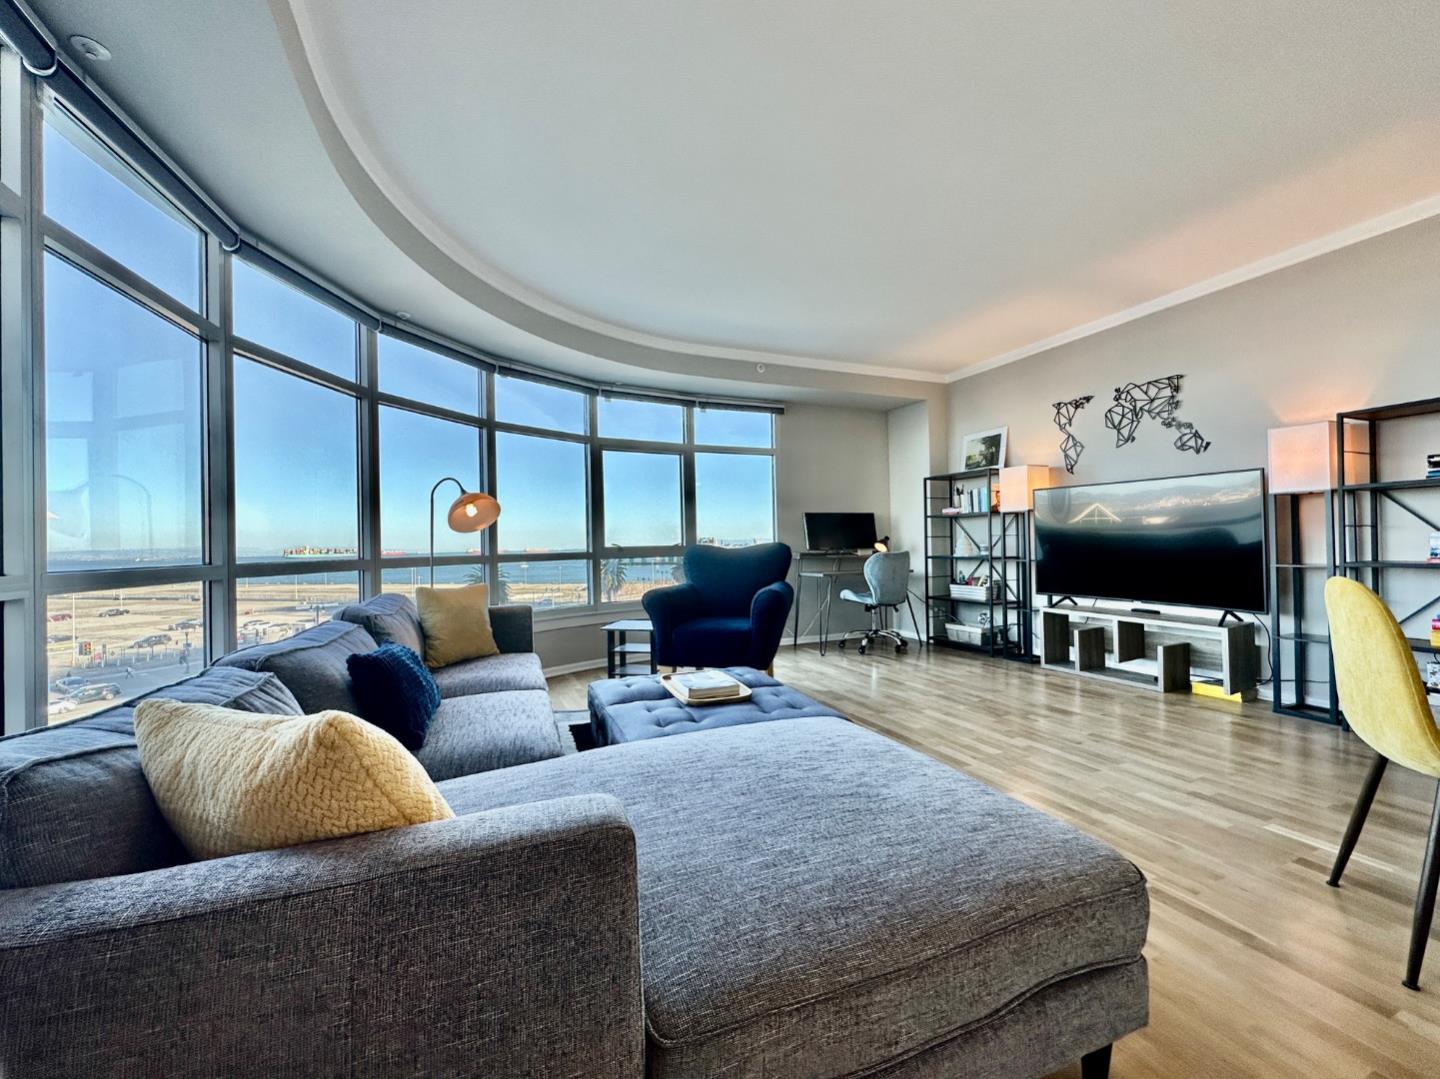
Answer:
(69, 35, 111, 62)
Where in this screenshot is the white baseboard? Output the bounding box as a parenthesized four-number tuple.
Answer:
(542, 628, 926, 676)
(541, 658, 607, 677)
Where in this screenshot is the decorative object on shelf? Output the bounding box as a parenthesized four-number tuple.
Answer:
(1103, 375, 1210, 455)
(1432, 614, 1440, 648)
(427, 475, 500, 585)
(1427, 453, 1440, 480)
(1429, 532, 1440, 564)
(1427, 659, 1440, 689)
(1051, 396, 1093, 473)
(999, 465, 1057, 512)
(960, 426, 1008, 470)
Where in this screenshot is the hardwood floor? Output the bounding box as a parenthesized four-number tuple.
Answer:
(547, 645, 1440, 1078)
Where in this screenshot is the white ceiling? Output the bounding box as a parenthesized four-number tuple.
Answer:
(28, 0, 1440, 390)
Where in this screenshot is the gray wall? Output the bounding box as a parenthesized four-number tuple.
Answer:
(532, 399, 898, 670)
(947, 215, 1440, 481)
(777, 403, 892, 639)
(945, 214, 1440, 695)
(886, 399, 949, 639)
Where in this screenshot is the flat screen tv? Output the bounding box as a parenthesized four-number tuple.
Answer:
(804, 512, 878, 552)
(1033, 469, 1267, 613)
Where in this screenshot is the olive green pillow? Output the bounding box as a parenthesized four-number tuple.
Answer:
(415, 583, 500, 668)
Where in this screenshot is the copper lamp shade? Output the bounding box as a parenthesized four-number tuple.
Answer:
(429, 476, 501, 585)
(447, 490, 500, 532)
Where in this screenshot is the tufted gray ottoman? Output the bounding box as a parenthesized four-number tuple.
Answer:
(587, 667, 843, 746)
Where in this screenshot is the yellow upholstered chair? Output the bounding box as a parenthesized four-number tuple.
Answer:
(1323, 576, 1440, 990)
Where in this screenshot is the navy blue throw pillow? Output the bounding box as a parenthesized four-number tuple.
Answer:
(345, 643, 442, 751)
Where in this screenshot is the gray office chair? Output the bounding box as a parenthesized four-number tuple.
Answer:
(837, 551, 919, 656)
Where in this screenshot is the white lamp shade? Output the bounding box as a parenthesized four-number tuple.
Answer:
(1267, 422, 1337, 493)
(998, 465, 1057, 512)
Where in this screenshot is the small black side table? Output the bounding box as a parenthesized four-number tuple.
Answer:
(604, 619, 658, 678)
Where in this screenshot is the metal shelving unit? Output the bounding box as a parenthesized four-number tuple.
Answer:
(923, 469, 1033, 661)
(1335, 397, 1440, 715)
(1268, 490, 1339, 723)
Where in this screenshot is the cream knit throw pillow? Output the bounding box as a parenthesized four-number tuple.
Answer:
(134, 699, 454, 860)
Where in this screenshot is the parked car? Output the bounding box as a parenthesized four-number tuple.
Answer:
(132, 633, 172, 648)
(50, 676, 88, 694)
(63, 683, 122, 704)
(167, 618, 202, 631)
(241, 619, 270, 630)
(45, 633, 73, 644)
(96, 608, 130, 618)
(47, 612, 73, 622)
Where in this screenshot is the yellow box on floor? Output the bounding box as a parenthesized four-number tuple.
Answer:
(134, 700, 454, 860)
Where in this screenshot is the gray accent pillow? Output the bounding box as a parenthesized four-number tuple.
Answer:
(0, 668, 303, 889)
(215, 620, 377, 715)
(336, 593, 425, 656)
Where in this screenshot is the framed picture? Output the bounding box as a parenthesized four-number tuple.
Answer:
(961, 426, 1008, 470)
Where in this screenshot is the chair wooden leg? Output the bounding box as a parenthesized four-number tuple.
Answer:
(1080, 1044, 1112, 1079)
(1328, 753, 1388, 887)
(1402, 780, 1440, 990)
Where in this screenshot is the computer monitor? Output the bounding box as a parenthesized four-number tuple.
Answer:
(803, 512, 878, 552)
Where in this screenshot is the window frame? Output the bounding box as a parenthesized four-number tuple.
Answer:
(7, 68, 778, 728)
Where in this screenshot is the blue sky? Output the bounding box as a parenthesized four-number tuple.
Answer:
(42, 114, 775, 565)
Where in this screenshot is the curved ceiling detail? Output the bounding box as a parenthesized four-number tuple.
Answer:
(281, 1, 1440, 383)
(278, 0, 944, 386)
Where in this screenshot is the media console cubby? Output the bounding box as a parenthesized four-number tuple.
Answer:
(1039, 606, 1259, 699)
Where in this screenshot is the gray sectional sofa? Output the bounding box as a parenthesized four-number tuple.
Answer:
(0, 595, 1149, 1078)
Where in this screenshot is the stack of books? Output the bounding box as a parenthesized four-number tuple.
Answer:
(1428, 453, 1440, 480)
(669, 670, 744, 701)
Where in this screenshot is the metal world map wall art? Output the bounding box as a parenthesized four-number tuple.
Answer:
(1052, 374, 1209, 473)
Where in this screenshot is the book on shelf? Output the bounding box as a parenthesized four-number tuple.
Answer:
(1429, 532, 1440, 564)
(669, 670, 743, 701)
(1432, 615, 1440, 649)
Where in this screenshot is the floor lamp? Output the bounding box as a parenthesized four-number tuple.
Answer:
(429, 476, 500, 586)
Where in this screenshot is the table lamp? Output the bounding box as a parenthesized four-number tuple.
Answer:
(1267, 422, 1337, 493)
(998, 465, 1057, 513)
(429, 476, 500, 585)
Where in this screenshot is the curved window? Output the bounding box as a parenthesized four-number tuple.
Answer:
(379, 336, 481, 414)
(44, 256, 203, 570)
(43, 112, 202, 309)
(495, 432, 588, 553)
(17, 79, 779, 727)
(233, 358, 359, 561)
(496, 374, 586, 433)
(603, 451, 682, 548)
(696, 453, 775, 546)
(380, 407, 482, 558)
(233, 259, 356, 379)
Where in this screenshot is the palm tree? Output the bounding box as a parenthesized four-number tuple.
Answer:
(601, 559, 628, 602)
(466, 566, 508, 604)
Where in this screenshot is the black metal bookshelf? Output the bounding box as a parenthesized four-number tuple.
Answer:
(922, 469, 1033, 661)
(1268, 489, 1339, 723)
(1335, 397, 1440, 712)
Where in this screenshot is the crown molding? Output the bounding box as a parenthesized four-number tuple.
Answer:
(945, 192, 1440, 383)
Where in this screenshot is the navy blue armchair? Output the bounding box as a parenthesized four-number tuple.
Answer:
(643, 543, 794, 671)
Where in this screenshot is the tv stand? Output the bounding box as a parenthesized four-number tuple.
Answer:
(1040, 605, 1258, 699)
(1216, 610, 1243, 627)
